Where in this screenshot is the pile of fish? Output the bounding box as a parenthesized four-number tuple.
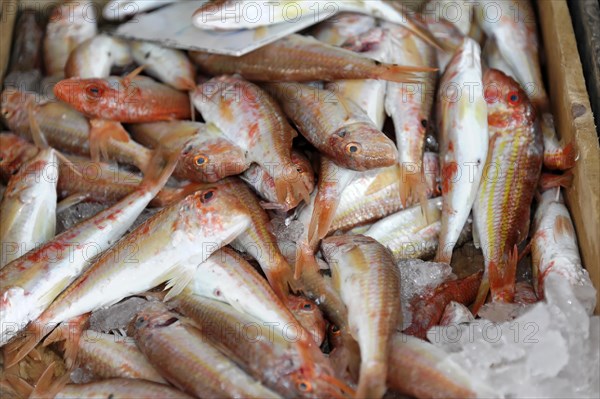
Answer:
(0, 1, 596, 398)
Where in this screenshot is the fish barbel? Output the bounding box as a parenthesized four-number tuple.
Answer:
(190, 34, 435, 83)
(55, 379, 192, 399)
(471, 69, 543, 313)
(0, 150, 177, 352)
(384, 21, 439, 208)
(53, 74, 191, 122)
(267, 82, 398, 171)
(76, 331, 166, 383)
(130, 41, 195, 91)
(65, 34, 132, 79)
(435, 38, 488, 264)
(194, 75, 309, 205)
(130, 121, 250, 183)
(0, 148, 57, 268)
(170, 295, 354, 399)
(43, 1, 97, 77)
(1, 90, 153, 172)
(322, 235, 401, 399)
(4, 180, 252, 367)
(131, 301, 283, 399)
(474, 0, 577, 170)
(241, 150, 315, 211)
(531, 189, 596, 313)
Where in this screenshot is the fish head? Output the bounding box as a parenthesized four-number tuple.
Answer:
(329, 123, 398, 170)
(286, 366, 356, 399)
(0, 133, 38, 179)
(53, 77, 121, 117)
(483, 68, 536, 129)
(290, 150, 315, 195)
(130, 301, 180, 336)
(180, 134, 248, 182)
(285, 295, 326, 346)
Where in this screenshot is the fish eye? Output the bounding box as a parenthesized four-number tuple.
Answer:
(330, 325, 341, 335)
(345, 143, 361, 154)
(507, 91, 520, 106)
(302, 302, 313, 310)
(135, 317, 146, 327)
(297, 380, 312, 392)
(194, 154, 208, 166)
(337, 128, 347, 138)
(200, 189, 216, 204)
(0, 156, 4, 163)
(86, 85, 103, 98)
(421, 119, 428, 128)
(296, 166, 304, 173)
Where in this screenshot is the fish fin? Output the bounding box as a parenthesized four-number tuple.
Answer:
(543, 141, 578, 170)
(554, 215, 575, 241)
(472, 220, 481, 249)
(377, 65, 436, 84)
(163, 265, 195, 302)
(366, 166, 400, 196)
(356, 361, 387, 399)
(139, 145, 180, 197)
(4, 374, 33, 398)
(88, 119, 130, 164)
(56, 193, 90, 213)
(471, 270, 489, 316)
(308, 196, 337, 247)
(321, 373, 357, 399)
(3, 321, 45, 369)
(294, 243, 317, 281)
(489, 246, 518, 303)
(42, 313, 89, 369)
(260, 201, 286, 210)
(27, 102, 49, 149)
(122, 64, 146, 87)
(29, 361, 71, 399)
(539, 171, 574, 191)
(272, 162, 311, 206)
(518, 241, 532, 263)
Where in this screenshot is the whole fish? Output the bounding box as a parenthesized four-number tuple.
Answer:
(435, 38, 488, 264)
(0, 148, 57, 268)
(404, 271, 482, 339)
(77, 331, 166, 383)
(531, 189, 596, 312)
(193, 1, 442, 49)
(241, 150, 315, 211)
(471, 69, 543, 313)
(53, 74, 191, 122)
(132, 301, 282, 399)
(384, 21, 438, 208)
(216, 179, 326, 344)
(184, 247, 324, 346)
(322, 235, 401, 399)
(0, 151, 176, 352)
(170, 295, 354, 399)
(190, 34, 434, 83)
(193, 75, 309, 205)
(4, 10, 43, 92)
(130, 121, 250, 183)
(65, 34, 132, 79)
(4, 181, 251, 367)
(0, 133, 40, 182)
(55, 379, 192, 399)
(364, 198, 442, 262)
(387, 333, 489, 399)
(267, 82, 398, 171)
(311, 12, 376, 47)
(44, 1, 98, 77)
(1, 90, 153, 172)
(130, 41, 195, 91)
(474, 0, 577, 170)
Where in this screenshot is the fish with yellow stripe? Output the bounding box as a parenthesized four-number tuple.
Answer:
(471, 68, 543, 313)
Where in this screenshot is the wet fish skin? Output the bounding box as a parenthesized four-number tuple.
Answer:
(132, 301, 283, 399)
(322, 235, 401, 399)
(0, 149, 58, 268)
(190, 34, 434, 83)
(435, 38, 488, 264)
(55, 378, 193, 399)
(267, 82, 398, 171)
(0, 133, 40, 183)
(77, 331, 166, 383)
(311, 12, 376, 47)
(65, 34, 132, 79)
(130, 41, 196, 91)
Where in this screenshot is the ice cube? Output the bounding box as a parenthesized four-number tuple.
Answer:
(56, 202, 107, 234)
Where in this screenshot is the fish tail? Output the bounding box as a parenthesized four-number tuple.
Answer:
(539, 170, 574, 191)
(377, 65, 436, 84)
(273, 161, 311, 206)
(489, 245, 518, 303)
(308, 197, 336, 247)
(42, 313, 89, 369)
(543, 141, 578, 170)
(140, 144, 180, 197)
(471, 270, 490, 316)
(29, 361, 71, 399)
(356, 361, 388, 399)
(88, 119, 130, 163)
(294, 243, 319, 281)
(3, 321, 45, 369)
